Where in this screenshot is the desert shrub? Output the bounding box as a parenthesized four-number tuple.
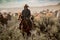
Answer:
(0, 14, 60, 40)
(0, 25, 22, 40)
(33, 14, 60, 40)
(0, 16, 22, 40)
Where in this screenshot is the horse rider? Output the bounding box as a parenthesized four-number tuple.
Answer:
(21, 4, 31, 19)
(18, 4, 32, 29)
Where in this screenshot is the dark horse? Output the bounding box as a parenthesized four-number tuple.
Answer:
(0, 14, 8, 26)
(19, 17, 32, 38)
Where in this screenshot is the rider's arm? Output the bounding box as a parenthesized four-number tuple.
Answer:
(28, 10, 31, 18)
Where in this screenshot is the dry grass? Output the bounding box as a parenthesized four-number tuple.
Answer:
(0, 13, 60, 40)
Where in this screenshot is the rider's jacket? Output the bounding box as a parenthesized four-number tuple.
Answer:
(21, 9, 31, 19)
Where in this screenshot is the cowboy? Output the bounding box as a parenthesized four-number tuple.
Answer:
(19, 4, 32, 30)
(21, 4, 31, 19)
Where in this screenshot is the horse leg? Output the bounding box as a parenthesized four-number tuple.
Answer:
(19, 20, 23, 30)
(23, 32, 29, 40)
(21, 30, 26, 39)
(27, 31, 31, 37)
(5, 21, 8, 27)
(22, 32, 24, 37)
(1, 22, 4, 26)
(22, 32, 27, 40)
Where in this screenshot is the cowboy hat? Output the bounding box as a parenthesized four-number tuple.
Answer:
(24, 4, 29, 7)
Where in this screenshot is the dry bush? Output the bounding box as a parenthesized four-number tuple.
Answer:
(0, 17, 22, 40)
(0, 24, 22, 40)
(33, 14, 60, 40)
(0, 13, 60, 40)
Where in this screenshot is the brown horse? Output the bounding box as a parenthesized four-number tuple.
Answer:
(19, 17, 32, 37)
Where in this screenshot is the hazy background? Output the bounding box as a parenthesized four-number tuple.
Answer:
(0, 0, 60, 13)
(0, 0, 60, 8)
